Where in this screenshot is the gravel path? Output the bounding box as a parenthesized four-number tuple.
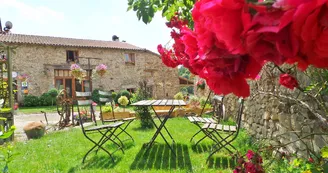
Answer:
(14, 112, 61, 141)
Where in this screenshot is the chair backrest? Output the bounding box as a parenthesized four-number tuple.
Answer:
(75, 91, 97, 129)
(235, 98, 244, 130)
(98, 90, 114, 123)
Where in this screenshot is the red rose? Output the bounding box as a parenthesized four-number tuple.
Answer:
(291, 0, 328, 68)
(245, 6, 298, 66)
(279, 74, 299, 90)
(157, 44, 179, 68)
(192, 0, 250, 55)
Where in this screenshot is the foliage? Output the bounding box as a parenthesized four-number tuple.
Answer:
(111, 92, 117, 102)
(118, 96, 129, 107)
(234, 150, 264, 173)
(180, 86, 193, 94)
(188, 96, 200, 108)
(115, 90, 131, 105)
(133, 81, 153, 129)
(38, 93, 52, 106)
(101, 103, 113, 113)
(127, 0, 194, 28)
(91, 89, 101, 103)
(174, 92, 184, 100)
(47, 88, 58, 106)
(179, 67, 191, 79)
(196, 80, 205, 90)
(23, 95, 39, 107)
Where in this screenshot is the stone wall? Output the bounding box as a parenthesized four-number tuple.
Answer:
(9, 44, 179, 102)
(224, 64, 328, 158)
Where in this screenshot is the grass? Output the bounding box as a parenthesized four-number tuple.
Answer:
(17, 105, 136, 114)
(7, 117, 255, 173)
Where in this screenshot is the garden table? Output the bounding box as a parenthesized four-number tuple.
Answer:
(131, 99, 186, 155)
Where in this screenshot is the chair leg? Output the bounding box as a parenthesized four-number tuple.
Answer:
(82, 134, 115, 163)
(112, 120, 135, 143)
(190, 129, 202, 142)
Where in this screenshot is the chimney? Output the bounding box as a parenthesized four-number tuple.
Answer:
(112, 35, 119, 42)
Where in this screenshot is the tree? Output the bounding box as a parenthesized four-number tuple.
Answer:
(127, 0, 194, 28)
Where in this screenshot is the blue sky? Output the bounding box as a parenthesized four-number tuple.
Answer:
(0, 0, 171, 52)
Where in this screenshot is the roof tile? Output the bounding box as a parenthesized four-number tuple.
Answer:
(0, 34, 146, 51)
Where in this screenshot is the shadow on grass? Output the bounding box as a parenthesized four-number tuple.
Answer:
(67, 155, 122, 173)
(130, 143, 192, 172)
(191, 143, 212, 153)
(207, 156, 236, 169)
(131, 127, 155, 132)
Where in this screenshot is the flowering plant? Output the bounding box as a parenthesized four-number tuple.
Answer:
(153, 0, 328, 98)
(196, 80, 205, 90)
(17, 74, 29, 82)
(95, 64, 107, 77)
(118, 96, 129, 112)
(234, 150, 264, 173)
(70, 64, 83, 78)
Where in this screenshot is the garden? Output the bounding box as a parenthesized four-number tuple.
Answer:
(0, 0, 328, 172)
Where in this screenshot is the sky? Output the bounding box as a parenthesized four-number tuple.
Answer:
(0, 0, 172, 52)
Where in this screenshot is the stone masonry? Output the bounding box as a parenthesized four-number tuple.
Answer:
(221, 63, 328, 158)
(8, 44, 179, 102)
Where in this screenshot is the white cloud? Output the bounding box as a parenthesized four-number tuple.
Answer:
(0, 0, 64, 22)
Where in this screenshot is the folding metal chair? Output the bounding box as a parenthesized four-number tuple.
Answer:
(188, 91, 225, 145)
(204, 98, 245, 162)
(75, 91, 125, 163)
(98, 90, 135, 143)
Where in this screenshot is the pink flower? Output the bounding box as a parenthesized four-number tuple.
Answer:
(70, 64, 81, 71)
(246, 150, 255, 160)
(279, 74, 299, 90)
(92, 102, 97, 106)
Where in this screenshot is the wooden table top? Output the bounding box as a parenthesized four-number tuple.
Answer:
(131, 99, 186, 106)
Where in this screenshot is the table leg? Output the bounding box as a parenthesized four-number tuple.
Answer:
(144, 106, 176, 155)
(151, 106, 176, 142)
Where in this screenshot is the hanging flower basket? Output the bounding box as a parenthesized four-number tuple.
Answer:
(70, 64, 83, 79)
(95, 64, 107, 77)
(196, 80, 205, 90)
(17, 74, 29, 82)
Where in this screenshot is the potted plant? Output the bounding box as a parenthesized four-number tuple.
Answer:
(114, 96, 131, 119)
(95, 64, 107, 77)
(101, 102, 113, 120)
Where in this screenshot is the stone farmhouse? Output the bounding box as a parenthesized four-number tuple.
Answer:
(0, 34, 179, 103)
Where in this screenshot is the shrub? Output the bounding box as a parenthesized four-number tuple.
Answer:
(114, 90, 131, 105)
(111, 92, 117, 101)
(91, 89, 100, 103)
(174, 92, 184, 100)
(134, 81, 153, 129)
(102, 103, 112, 113)
(47, 88, 58, 106)
(23, 95, 39, 107)
(38, 93, 52, 106)
(118, 96, 129, 106)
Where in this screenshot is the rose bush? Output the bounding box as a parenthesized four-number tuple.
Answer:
(156, 0, 328, 98)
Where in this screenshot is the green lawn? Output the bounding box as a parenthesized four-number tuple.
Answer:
(18, 105, 135, 114)
(8, 118, 254, 173)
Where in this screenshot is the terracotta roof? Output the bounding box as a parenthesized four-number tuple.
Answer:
(0, 34, 148, 51)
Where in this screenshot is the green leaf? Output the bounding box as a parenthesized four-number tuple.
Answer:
(321, 146, 328, 158)
(127, 6, 133, 11)
(310, 168, 321, 173)
(323, 163, 328, 172)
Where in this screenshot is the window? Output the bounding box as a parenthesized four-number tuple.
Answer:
(66, 50, 78, 63)
(124, 53, 136, 64)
